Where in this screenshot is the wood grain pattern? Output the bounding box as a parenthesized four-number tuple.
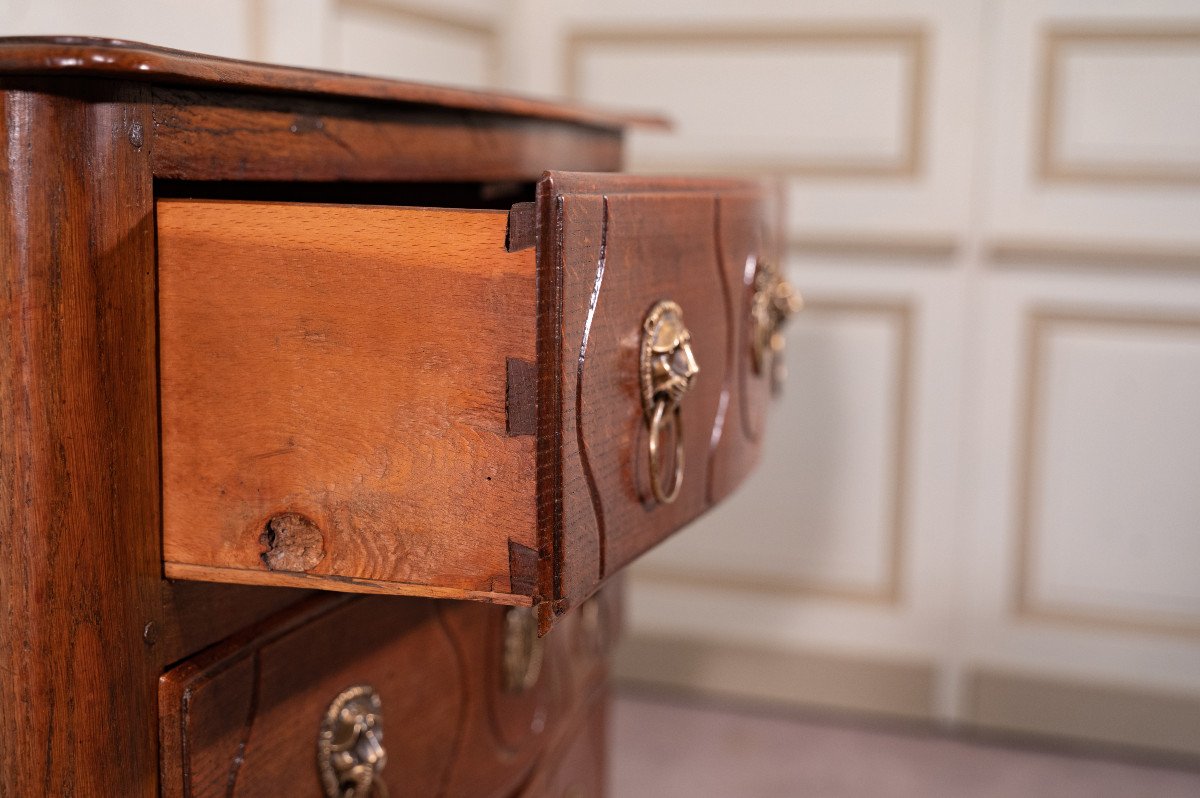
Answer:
(441, 590, 615, 797)
(507, 356, 538, 436)
(159, 595, 462, 798)
(160, 590, 616, 798)
(164, 562, 531, 605)
(0, 50, 719, 796)
(151, 88, 623, 183)
(536, 172, 768, 627)
(0, 80, 161, 796)
(158, 202, 538, 601)
(513, 692, 608, 798)
(159, 186, 771, 628)
(0, 36, 667, 130)
(159, 581, 317, 666)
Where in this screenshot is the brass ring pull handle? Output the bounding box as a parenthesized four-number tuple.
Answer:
(647, 397, 685, 504)
(750, 258, 802, 394)
(640, 301, 699, 505)
(317, 685, 388, 798)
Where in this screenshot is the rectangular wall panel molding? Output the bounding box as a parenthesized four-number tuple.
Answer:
(331, 0, 501, 88)
(566, 25, 927, 177)
(1014, 308, 1200, 637)
(1039, 27, 1200, 184)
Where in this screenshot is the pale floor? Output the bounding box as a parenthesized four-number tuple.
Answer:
(609, 690, 1200, 798)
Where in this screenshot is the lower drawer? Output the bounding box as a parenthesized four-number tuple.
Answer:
(159, 588, 616, 797)
(513, 694, 607, 798)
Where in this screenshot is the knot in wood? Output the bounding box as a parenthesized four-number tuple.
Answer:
(259, 512, 325, 572)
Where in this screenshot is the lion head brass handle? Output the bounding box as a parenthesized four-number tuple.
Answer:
(317, 685, 387, 798)
(640, 300, 700, 504)
(750, 259, 803, 393)
(502, 606, 545, 693)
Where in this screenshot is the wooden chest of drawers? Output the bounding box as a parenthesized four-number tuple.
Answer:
(0, 37, 794, 796)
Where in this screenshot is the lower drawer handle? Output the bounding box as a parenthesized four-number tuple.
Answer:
(640, 300, 699, 504)
(317, 685, 388, 798)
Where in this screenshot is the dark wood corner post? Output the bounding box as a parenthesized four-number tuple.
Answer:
(0, 80, 161, 796)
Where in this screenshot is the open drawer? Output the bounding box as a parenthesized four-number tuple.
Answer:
(159, 171, 797, 629)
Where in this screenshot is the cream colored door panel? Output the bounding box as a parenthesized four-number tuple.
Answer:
(985, 0, 1200, 253)
(962, 269, 1200, 691)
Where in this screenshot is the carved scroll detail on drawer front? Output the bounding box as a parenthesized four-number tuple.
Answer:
(719, 194, 776, 485)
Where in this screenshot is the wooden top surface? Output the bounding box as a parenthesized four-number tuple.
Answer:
(0, 36, 667, 130)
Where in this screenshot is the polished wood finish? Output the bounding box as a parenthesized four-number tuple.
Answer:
(1, 38, 762, 796)
(159, 581, 314, 667)
(158, 182, 770, 626)
(536, 172, 772, 627)
(515, 696, 608, 798)
(0, 57, 632, 794)
(160, 590, 615, 798)
(0, 79, 161, 797)
(161, 595, 464, 798)
(151, 88, 623, 183)
(0, 36, 666, 130)
(159, 202, 537, 603)
(712, 192, 776, 497)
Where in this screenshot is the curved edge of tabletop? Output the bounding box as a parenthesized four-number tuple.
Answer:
(0, 35, 672, 131)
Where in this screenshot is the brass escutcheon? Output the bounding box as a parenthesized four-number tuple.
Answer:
(640, 300, 700, 504)
(750, 258, 802, 393)
(317, 685, 388, 798)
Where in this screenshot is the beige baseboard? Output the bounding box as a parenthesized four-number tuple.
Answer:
(614, 634, 937, 721)
(616, 634, 1200, 761)
(963, 668, 1200, 761)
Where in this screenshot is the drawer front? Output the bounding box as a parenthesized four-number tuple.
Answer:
(536, 172, 777, 626)
(159, 589, 616, 798)
(158, 172, 787, 627)
(513, 692, 608, 798)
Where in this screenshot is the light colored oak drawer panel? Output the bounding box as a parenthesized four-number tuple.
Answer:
(159, 201, 537, 604)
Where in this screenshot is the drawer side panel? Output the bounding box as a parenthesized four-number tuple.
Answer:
(158, 200, 537, 602)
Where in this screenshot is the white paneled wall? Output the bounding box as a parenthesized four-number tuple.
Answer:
(639, 299, 913, 605)
(328, 1, 500, 89)
(1025, 313, 1200, 625)
(2, 0, 506, 85)
(3, 0, 256, 57)
(6, 0, 1199, 756)
(570, 28, 920, 176)
(556, 0, 1200, 755)
(985, 1, 1200, 251)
